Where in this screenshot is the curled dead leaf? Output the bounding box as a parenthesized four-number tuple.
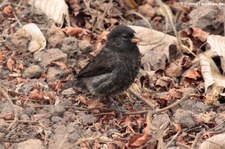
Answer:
(129, 134, 151, 147)
(0, 52, 6, 64)
(199, 133, 225, 149)
(183, 69, 201, 80)
(50, 62, 68, 70)
(3, 5, 12, 16)
(29, 89, 44, 100)
(7, 58, 15, 71)
(23, 23, 46, 52)
(165, 62, 182, 77)
(28, 0, 69, 25)
(62, 27, 83, 36)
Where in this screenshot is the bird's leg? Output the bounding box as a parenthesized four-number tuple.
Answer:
(106, 96, 128, 116)
(108, 96, 121, 111)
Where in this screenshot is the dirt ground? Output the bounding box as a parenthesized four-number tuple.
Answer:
(1, 0, 225, 149)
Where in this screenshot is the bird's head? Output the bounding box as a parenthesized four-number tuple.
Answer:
(107, 25, 141, 51)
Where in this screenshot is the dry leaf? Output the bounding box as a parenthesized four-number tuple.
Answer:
(129, 25, 177, 71)
(156, 2, 174, 25)
(207, 34, 225, 72)
(50, 61, 68, 70)
(62, 27, 83, 36)
(29, 89, 44, 100)
(207, 35, 225, 57)
(7, 58, 15, 71)
(155, 76, 173, 88)
(172, 122, 182, 132)
(199, 133, 225, 149)
(199, 54, 225, 104)
(184, 69, 201, 80)
(165, 62, 182, 77)
(0, 52, 6, 64)
(199, 54, 225, 92)
(191, 27, 209, 42)
(28, 0, 69, 25)
(3, 5, 12, 16)
(129, 134, 151, 147)
(124, 0, 138, 9)
(23, 23, 46, 52)
(138, 4, 155, 17)
(129, 25, 177, 54)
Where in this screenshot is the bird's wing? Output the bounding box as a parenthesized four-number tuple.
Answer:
(76, 48, 115, 78)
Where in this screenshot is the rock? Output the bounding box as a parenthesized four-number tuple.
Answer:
(199, 133, 225, 149)
(48, 125, 71, 149)
(180, 100, 210, 114)
(61, 37, 92, 54)
(46, 67, 64, 82)
(47, 26, 65, 48)
(188, 4, 223, 34)
(61, 88, 76, 96)
(51, 116, 63, 123)
(78, 113, 98, 125)
(20, 114, 30, 121)
(152, 113, 170, 129)
(22, 65, 42, 79)
(18, 139, 44, 149)
(61, 37, 79, 54)
(0, 102, 23, 120)
(174, 109, 196, 128)
(33, 48, 67, 67)
(43, 106, 65, 116)
(4, 28, 31, 52)
(77, 40, 92, 52)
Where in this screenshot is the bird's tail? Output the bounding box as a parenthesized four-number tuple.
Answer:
(62, 79, 86, 90)
(62, 80, 78, 90)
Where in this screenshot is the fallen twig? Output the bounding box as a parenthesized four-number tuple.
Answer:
(0, 85, 18, 130)
(129, 88, 155, 109)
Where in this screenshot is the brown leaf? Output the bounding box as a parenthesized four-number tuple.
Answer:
(3, 5, 12, 16)
(168, 89, 183, 99)
(62, 27, 83, 36)
(184, 69, 201, 80)
(124, 0, 138, 9)
(129, 134, 151, 147)
(77, 95, 88, 105)
(0, 52, 6, 64)
(191, 27, 209, 42)
(199, 133, 225, 149)
(50, 61, 68, 70)
(155, 76, 173, 88)
(172, 122, 182, 132)
(87, 99, 104, 109)
(29, 89, 44, 100)
(165, 62, 182, 77)
(138, 3, 155, 17)
(179, 27, 207, 52)
(7, 58, 15, 71)
(92, 140, 100, 149)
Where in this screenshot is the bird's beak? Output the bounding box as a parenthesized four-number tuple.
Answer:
(131, 36, 142, 44)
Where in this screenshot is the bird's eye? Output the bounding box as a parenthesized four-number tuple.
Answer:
(122, 34, 128, 39)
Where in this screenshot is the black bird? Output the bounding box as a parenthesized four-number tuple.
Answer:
(63, 25, 141, 96)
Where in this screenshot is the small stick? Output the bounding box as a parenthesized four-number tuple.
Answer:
(129, 88, 155, 109)
(0, 86, 18, 130)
